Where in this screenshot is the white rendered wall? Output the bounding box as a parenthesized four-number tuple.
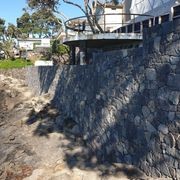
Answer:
(129, 0, 177, 15)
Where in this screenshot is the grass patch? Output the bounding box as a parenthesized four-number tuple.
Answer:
(0, 59, 33, 69)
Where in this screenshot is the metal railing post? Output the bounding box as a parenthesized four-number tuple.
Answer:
(133, 14, 135, 33)
(64, 13, 154, 36)
(104, 14, 106, 32)
(170, 6, 173, 21)
(140, 22, 143, 33)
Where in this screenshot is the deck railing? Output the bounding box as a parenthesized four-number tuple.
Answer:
(64, 3, 180, 36)
(64, 13, 153, 34)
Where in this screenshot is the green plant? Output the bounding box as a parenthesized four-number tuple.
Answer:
(58, 44, 69, 55)
(52, 40, 69, 55)
(0, 58, 33, 69)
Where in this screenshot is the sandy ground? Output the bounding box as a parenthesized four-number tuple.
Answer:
(0, 74, 153, 180)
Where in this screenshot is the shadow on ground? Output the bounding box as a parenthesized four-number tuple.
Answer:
(25, 102, 146, 179)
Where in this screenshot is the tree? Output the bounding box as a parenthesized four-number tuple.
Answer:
(0, 18, 20, 59)
(27, 0, 59, 11)
(17, 12, 32, 38)
(63, 0, 120, 33)
(17, 9, 61, 38)
(27, 0, 120, 34)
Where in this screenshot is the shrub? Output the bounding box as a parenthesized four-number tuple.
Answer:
(58, 44, 69, 55)
(52, 40, 69, 55)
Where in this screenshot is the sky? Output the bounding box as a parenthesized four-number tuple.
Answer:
(0, 0, 84, 26)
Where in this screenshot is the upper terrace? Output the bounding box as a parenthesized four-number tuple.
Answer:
(63, 13, 151, 47)
(58, 3, 180, 64)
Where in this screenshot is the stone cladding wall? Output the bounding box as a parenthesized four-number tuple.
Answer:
(26, 19, 180, 179)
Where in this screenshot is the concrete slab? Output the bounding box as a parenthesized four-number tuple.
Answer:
(63, 33, 143, 48)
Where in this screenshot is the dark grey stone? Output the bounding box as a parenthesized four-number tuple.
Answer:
(142, 106, 151, 118)
(146, 68, 157, 80)
(170, 56, 179, 65)
(162, 21, 173, 37)
(168, 91, 179, 105)
(146, 81, 157, 90)
(176, 61, 180, 74)
(153, 37, 161, 52)
(148, 101, 155, 113)
(71, 125, 81, 136)
(176, 112, 180, 119)
(124, 155, 132, 164)
(158, 124, 168, 134)
(157, 63, 171, 84)
(168, 112, 175, 121)
(164, 133, 175, 148)
(158, 87, 169, 101)
(167, 74, 180, 90)
(173, 18, 180, 33)
(177, 136, 180, 150)
(146, 121, 156, 133)
(158, 100, 176, 112)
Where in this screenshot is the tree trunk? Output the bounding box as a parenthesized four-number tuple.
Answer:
(63, 0, 101, 34)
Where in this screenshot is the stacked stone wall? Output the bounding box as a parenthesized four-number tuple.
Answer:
(26, 19, 180, 179)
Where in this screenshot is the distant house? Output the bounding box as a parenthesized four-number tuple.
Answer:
(17, 38, 51, 59)
(35, 39, 51, 48)
(18, 38, 50, 51)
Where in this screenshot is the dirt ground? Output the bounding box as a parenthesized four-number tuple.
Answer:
(0, 74, 153, 180)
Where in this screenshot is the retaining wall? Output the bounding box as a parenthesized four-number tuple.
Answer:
(26, 19, 180, 179)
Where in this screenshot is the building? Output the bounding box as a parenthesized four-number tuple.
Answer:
(97, 3, 124, 32)
(59, 0, 179, 65)
(123, 0, 177, 21)
(17, 38, 51, 59)
(18, 38, 50, 51)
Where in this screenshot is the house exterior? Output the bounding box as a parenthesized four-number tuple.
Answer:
(123, 0, 177, 21)
(129, 0, 177, 14)
(89, 0, 177, 32)
(17, 38, 51, 60)
(92, 2, 123, 32)
(18, 38, 41, 51)
(102, 3, 124, 32)
(18, 38, 50, 51)
(35, 39, 51, 48)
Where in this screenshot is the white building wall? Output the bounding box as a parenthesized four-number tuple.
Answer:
(36, 39, 51, 48)
(18, 38, 51, 51)
(123, 0, 177, 22)
(19, 41, 34, 50)
(130, 0, 174, 15)
(104, 7, 123, 31)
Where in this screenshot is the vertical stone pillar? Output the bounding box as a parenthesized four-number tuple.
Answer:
(79, 41, 87, 65)
(69, 46, 76, 65)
